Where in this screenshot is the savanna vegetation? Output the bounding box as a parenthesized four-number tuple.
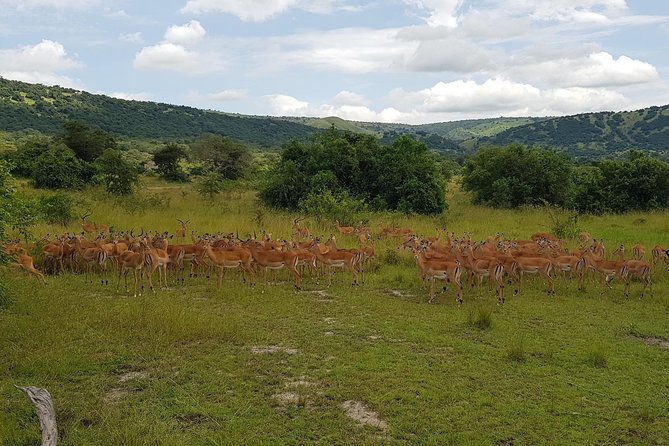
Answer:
(1, 81, 669, 444)
(1, 172, 668, 445)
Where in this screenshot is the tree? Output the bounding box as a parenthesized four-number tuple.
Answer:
(153, 143, 188, 182)
(96, 149, 139, 196)
(190, 134, 251, 180)
(32, 145, 95, 190)
(61, 121, 117, 162)
(461, 144, 572, 208)
(195, 172, 224, 200)
(260, 129, 447, 215)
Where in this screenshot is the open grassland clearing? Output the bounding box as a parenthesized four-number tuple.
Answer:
(1, 179, 669, 444)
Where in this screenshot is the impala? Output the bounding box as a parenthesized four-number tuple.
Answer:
(651, 244, 668, 266)
(309, 240, 360, 287)
(292, 217, 310, 240)
(73, 236, 109, 285)
(632, 244, 645, 260)
(413, 248, 463, 304)
(610, 245, 652, 298)
(335, 220, 355, 235)
(176, 219, 190, 240)
(143, 236, 170, 292)
(511, 254, 555, 295)
(116, 242, 146, 297)
(203, 242, 255, 288)
(582, 251, 628, 293)
(245, 241, 301, 291)
(3, 244, 46, 284)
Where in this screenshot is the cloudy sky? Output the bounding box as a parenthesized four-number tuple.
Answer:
(1, 0, 668, 124)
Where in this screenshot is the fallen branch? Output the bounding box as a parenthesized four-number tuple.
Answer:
(15, 386, 58, 446)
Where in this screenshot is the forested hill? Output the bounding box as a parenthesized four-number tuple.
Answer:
(1, 77, 668, 157)
(0, 78, 317, 148)
(474, 106, 669, 157)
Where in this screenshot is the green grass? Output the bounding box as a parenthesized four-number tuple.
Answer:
(1, 179, 669, 445)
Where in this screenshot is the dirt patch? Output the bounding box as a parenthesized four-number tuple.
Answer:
(639, 337, 669, 349)
(324, 331, 334, 336)
(285, 378, 316, 388)
(103, 387, 128, 403)
(118, 371, 147, 382)
(311, 290, 334, 300)
(273, 391, 309, 407)
(385, 289, 415, 298)
(323, 317, 337, 324)
(341, 400, 389, 431)
(251, 346, 298, 355)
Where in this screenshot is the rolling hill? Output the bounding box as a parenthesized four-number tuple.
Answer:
(1, 77, 668, 158)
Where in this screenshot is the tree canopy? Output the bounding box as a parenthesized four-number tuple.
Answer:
(260, 129, 447, 215)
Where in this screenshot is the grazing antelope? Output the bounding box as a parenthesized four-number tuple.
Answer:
(512, 256, 555, 295)
(292, 217, 310, 240)
(335, 220, 355, 235)
(176, 219, 190, 240)
(611, 245, 652, 298)
(143, 236, 171, 292)
(73, 236, 109, 285)
(116, 242, 147, 297)
(246, 241, 301, 291)
(632, 244, 645, 260)
(310, 240, 360, 287)
(583, 251, 628, 294)
(3, 244, 46, 284)
(651, 244, 668, 266)
(203, 242, 255, 288)
(413, 248, 463, 304)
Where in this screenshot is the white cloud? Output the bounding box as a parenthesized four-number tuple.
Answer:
(0, 40, 82, 88)
(567, 52, 658, 87)
(180, 0, 355, 22)
(108, 91, 151, 101)
(119, 32, 144, 44)
(332, 90, 367, 106)
(164, 20, 206, 45)
(210, 89, 248, 101)
(273, 27, 417, 73)
(266, 94, 309, 114)
(181, 0, 298, 21)
(133, 42, 224, 74)
(406, 38, 502, 72)
(404, 0, 465, 27)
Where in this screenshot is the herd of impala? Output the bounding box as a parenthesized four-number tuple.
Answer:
(2, 215, 668, 304)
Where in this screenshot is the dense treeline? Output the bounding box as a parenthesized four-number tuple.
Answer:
(260, 128, 448, 216)
(462, 144, 669, 213)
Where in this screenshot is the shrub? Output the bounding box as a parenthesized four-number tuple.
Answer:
(39, 192, 75, 225)
(298, 189, 366, 225)
(196, 172, 225, 200)
(154, 143, 189, 182)
(96, 150, 139, 196)
(461, 144, 572, 208)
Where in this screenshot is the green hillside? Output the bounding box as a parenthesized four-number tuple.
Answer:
(1, 77, 668, 157)
(478, 106, 669, 158)
(0, 78, 318, 148)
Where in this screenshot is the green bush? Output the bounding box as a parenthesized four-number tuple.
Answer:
(260, 129, 447, 215)
(461, 144, 572, 208)
(298, 189, 366, 225)
(32, 145, 94, 190)
(39, 192, 75, 225)
(95, 149, 139, 196)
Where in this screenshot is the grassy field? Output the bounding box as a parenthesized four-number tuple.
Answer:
(1, 179, 669, 445)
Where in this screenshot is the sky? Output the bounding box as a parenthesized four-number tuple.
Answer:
(1, 0, 668, 125)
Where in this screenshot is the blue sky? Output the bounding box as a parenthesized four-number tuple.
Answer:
(1, 0, 668, 124)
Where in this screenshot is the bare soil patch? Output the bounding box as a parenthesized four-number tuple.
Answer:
(639, 337, 669, 349)
(251, 345, 298, 355)
(341, 400, 389, 431)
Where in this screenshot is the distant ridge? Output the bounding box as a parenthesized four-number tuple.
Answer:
(1, 77, 668, 157)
